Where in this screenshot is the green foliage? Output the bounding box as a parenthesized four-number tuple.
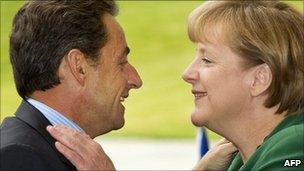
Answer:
(1, 1, 25, 122)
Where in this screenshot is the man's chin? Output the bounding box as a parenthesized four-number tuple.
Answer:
(112, 112, 125, 130)
(114, 104, 126, 130)
(99, 119, 125, 135)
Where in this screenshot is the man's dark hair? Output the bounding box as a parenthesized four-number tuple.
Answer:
(9, 0, 118, 98)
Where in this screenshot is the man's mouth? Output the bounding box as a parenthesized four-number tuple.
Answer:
(120, 97, 125, 102)
(120, 94, 129, 102)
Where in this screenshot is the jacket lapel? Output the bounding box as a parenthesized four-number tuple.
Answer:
(15, 100, 76, 169)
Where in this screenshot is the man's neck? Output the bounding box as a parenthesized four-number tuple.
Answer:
(30, 89, 79, 126)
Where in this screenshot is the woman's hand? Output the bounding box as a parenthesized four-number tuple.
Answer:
(193, 138, 238, 171)
(46, 125, 115, 171)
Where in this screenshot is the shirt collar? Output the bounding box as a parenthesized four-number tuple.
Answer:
(26, 98, 84, 133)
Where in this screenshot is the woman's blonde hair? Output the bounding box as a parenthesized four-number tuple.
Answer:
(188, 0, 304, 115)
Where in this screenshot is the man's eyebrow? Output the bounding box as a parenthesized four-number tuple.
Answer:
(119, 46, 130, 60)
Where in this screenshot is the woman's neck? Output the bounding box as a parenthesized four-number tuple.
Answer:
(214, 106, 286, 163)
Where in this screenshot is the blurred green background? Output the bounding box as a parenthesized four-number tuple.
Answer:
(1, 1, 303, 139)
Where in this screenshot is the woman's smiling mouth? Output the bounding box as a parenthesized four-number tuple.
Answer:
(192, 90, 208, 100)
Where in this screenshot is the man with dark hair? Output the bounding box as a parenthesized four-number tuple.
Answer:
(1, 0, 142, 170)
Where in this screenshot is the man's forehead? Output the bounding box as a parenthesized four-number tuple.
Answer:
(102, 13, 124, 37)
(100, 13, 128, 59)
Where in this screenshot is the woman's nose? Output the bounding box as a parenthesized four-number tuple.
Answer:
(182, 61, 199, 84)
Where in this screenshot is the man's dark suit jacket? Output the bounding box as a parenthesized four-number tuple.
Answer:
(1, 100, 76, 170)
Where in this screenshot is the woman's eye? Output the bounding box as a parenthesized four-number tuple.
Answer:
(201, 57, 212, 64)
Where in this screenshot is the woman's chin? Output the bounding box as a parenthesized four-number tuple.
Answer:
(191, 111, 207, 127)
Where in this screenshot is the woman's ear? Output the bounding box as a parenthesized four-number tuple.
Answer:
(65, 49, 87, 86)
(249, 64, 272, 97)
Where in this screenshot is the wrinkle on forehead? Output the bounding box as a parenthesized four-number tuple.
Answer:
(101, 13, 127, 63)
(103, 13, 125, 44)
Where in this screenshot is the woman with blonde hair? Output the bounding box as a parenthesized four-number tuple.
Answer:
(183, 1, 303, 170)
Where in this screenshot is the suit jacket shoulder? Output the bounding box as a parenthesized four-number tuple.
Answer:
(1, 100, 76, 171)
(1, 143, 53, 170)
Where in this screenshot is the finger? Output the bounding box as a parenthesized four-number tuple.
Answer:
(220, 142, 238, 155)
(53, 125, 103, 158)
(214, 138, 229, 146)
(47, 125, 89, 156)
(47, 125, 75, 145)
(55, 125, 91, 142)
(55, 141, 83, 167)
(54, 125, 81, 136)
(48, 125, 84, 145)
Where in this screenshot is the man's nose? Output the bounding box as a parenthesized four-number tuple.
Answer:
(127, 65, 143, 89)
(182, 61, 198, 84)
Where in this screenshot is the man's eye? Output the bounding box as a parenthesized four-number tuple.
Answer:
(120, 61, 128, 65)
(119, 61, 128, 69)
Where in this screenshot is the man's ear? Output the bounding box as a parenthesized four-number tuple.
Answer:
(249, 63, 272, 97)
(65, 49, 87, 86)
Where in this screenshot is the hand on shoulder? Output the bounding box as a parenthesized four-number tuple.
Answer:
(193, 138, 238, 171)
